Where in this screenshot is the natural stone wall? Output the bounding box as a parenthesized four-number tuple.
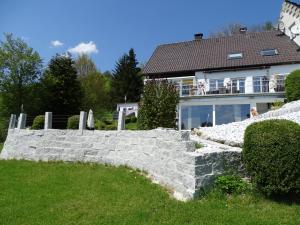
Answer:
(0, 128, 243, 200)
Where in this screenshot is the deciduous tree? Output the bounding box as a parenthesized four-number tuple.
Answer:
(0, 33, 42, 115)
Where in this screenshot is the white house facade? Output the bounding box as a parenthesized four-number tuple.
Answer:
(143, 28, 300, 130)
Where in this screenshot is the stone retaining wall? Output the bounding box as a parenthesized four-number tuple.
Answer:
(0, 129, 243, 200)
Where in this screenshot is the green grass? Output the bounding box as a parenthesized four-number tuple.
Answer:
(0, 160, 299, 225)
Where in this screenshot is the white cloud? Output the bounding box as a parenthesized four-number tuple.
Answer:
(50, 40, 64, 47)
(68, 41, 98, 55)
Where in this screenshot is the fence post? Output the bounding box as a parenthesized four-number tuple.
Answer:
(117, 109, 125, 131)
(17, 113, 27, 129)
(79, 111, 87, 132)
(44, 112, 52, 130)
(8, 114, 16, 129)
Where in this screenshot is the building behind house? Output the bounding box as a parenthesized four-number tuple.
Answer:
(279, 0, 300, 46)
(143, 1, 300, 130)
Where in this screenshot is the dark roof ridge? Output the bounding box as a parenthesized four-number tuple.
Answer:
(156, 30, 281, 48)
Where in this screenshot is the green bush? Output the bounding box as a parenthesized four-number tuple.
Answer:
(67, 115, 80, 129)
(95, 120, 106, 130)
(138, 80, 179, 130)
(125, 116, 137, 124)
(243, 119, 300, 195)
(285, 70, 300, 102)
(215, 175, 249, 194)
(105, 124, 117, 130)
(31, 115, 45, 130)
(130, 117, 137, 123)
(95, 119, 117, 130)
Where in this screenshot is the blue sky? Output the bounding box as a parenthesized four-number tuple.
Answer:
(0, 0, 290, 72)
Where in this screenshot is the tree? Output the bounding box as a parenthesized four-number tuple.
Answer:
(0, 33, 42, 115)
(75, 54, 97, 76)
(110, 48, 143, 104)
(41, 54, 83, 115)
(79, 71, 111, 113)
(138, 80, 179, 130)
(210, 22, 274, 37)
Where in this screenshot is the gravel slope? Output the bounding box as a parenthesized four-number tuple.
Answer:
(194, 100, 300, 147)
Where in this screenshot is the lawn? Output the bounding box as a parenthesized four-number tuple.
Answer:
(0, 160, 299, 225)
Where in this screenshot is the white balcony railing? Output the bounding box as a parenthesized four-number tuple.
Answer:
(177, 78, 285, 97)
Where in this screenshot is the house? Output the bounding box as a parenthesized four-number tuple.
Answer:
(116, 103, 138, 117)
(279, 0, 300, 46)
(143, 24, 300, 129)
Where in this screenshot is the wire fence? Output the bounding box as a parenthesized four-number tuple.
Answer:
(24, 112, 120, 129)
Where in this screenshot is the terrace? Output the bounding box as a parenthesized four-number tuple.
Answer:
(170, 75, 286, 98)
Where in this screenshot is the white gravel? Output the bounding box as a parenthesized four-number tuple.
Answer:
(193, 100, 300, 147)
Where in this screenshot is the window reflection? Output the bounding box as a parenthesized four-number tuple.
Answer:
(181, 105, 213, 130)
(215, 104, 250, 125)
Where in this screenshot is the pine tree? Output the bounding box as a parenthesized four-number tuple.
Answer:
(111, 48, 143, 104)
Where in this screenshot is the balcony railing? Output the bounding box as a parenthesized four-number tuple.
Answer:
(177, 81, 285, 97)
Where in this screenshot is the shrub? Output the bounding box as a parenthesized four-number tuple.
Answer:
(138, 80, 179, 130)
(271, 100, 284, 110)
(130, 117, 137, 123)
(67, 115, 80, 129)
(285, 70, 300, 102)
(95, 120, 105, 130)
(243, 119, 300, 195)
(31, 115, 45, 130)
(125, 116, 137, 124)
(105, 124, 117, 130)
(215, 175, 249, 194)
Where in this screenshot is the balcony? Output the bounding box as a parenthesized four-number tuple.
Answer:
(177, 76, 285, 97)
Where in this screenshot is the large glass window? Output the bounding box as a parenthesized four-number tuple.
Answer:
(215, 104, 250, 125)
(181, 105, 213, 130)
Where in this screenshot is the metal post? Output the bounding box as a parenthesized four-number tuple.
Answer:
(17, 113, 27, 129)
(79, 111, 87, 131)
(117, 109, 125, 131)
(8, 114, 16, 129)
(44, 112, 52, 130)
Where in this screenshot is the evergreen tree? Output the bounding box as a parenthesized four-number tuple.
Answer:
(41, 54, 83, 115)
(111, 48, 143, 104)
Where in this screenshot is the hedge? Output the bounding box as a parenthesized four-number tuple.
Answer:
(67, 115, 80, 129)
(31, 115, 45, 130)
(243, 119, 300, 195)
(285, 70, 300, 102)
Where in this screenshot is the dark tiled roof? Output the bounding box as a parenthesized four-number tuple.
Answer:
(143, 31, 300, 75)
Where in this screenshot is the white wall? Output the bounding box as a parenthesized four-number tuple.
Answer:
(194, 64, 300, 93)
(280, 1, 300, 46)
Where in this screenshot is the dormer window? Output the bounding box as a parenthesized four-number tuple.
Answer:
(260, 49, 278, 56)
(228, 53, 243, 60)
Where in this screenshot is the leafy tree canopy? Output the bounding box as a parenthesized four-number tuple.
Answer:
(0, 33, 42, 115)
(75, 54, 97, 77)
